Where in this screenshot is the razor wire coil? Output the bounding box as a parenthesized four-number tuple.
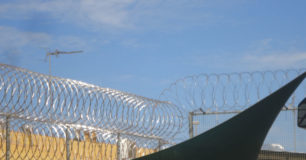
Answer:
(1, 63, 305, 159)
(160, 69, 306, 114)
(0, 63, 183, 159)
(159, 69, 306, 151)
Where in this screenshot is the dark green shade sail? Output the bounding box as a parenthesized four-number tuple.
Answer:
(134, 72, 306, 160)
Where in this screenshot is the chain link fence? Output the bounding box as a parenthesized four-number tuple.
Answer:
(160, 69, 306, 159)
(0, 64, 183, 160)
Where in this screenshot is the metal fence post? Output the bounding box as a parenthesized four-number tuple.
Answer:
(117, 133, 121, 160)
(5, 116, 10, 160)
(292, 110, 297, 152)
(66, 127, 70, 160)
(157, 139, 162, 151)
(189, 112, 194, 138)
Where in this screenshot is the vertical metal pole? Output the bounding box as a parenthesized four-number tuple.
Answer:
(5, 116, 10, 160)
(194, 124, 197, 136)
(49, 55, 51, 76)
(117, 133, 120, 160)
(48, 56, 53, 115)
(292, 110, 297, 152)
(189, 112, 194, 138)
(66, 128, 70, 160)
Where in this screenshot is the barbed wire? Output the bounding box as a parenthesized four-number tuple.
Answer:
(0, 63, 184, 159)
(159, 69, 306, 145)
(160, 69, 306, 114)
(1, 63, 305, 159)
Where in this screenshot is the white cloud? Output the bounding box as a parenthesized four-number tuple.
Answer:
(0, 26, 52, 64)
(0, 26, 88, 50)
(238, 39, 306, 70)
(0, 26, 88, 64)
(0, 0, 138, 29)
(121, 39, 140, 48)
(0, 26, 51, 48)
(117, 74, 135, 81)
(243, 53, 306, 70)
(187, 51, 306, 73)
(0, 0, 219, 30)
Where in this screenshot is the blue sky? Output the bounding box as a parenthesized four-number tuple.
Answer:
(0, 0, 306, 99)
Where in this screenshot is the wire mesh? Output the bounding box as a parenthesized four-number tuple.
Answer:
(0, 63, 184, 160)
